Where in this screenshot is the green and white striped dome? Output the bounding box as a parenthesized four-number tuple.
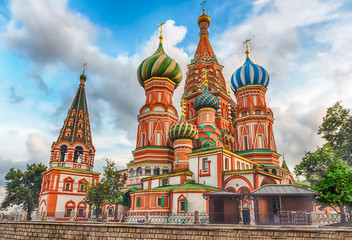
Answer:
(137, 43, 182, 88)
(169, 116, 198, 141)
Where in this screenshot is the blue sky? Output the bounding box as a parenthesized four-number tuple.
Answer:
(1, 0, 352, 203)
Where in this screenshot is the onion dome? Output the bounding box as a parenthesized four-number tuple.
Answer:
(197, 8, 211, 25)
(137, 41, 182, 88)
(169, 116, 198, 141)
(230, 57, 269, 92)
(80, 73, 87, 80)
(169, 100, 198, 141)
(231, 40, 269, 92)
(194, 76, 219, 111)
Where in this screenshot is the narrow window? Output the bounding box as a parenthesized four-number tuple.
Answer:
(162, 166, 169, 174)
(136, 197, 140, 207)
(137, 167, 142, 176)
(180, 200, 188, 212)
(202, 158, 208, 171)
(65, 182, 71, 190)
(156, 132, 161, 146)
(224, 158, 229, 170)
(254, 96, 257, 106)
(162, 179, 168, 186)
(154, 167, 160, 175)
(78, 209, 84, 216)
(243, 97, 247, 108)
(244, 136, 248, 151)
(142, 134, 146, 147)
(258, 135, 263, 149)
(157, 197, 165, 207)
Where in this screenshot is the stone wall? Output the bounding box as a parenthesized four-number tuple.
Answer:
(0, 222, 351, 240)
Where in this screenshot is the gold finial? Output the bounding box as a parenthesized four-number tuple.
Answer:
(181, 99, 185, 117)
(283, 154, 286, 162)
(201, 0, 207, 13)
(158, 22, 165, 44)
(82, 63, 87, 74)
(227, 80, 231, 96)
(243, 39, 251, 58)
(204, 69, 208, 87)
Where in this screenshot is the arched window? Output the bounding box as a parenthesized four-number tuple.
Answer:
(60, 145, 67, 162)
(74, 146, 83, 163)
(129, 168, 135, 177)
(65, 201, 75, 216)
(163, 167, 169, 174)
(145, 167, 151, 175)
(136, 167, 142, 176)
(154, 167, 160, 175)
(77, 201, 86, 216)
(272, 169, 277, 175)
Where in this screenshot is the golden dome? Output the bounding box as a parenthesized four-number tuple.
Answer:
(197, 9, 211, 25)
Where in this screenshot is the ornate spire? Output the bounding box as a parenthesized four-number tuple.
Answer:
(57, 71, 93, 147)
(181, 99, 186, 118)
(204, 69, 208, 88)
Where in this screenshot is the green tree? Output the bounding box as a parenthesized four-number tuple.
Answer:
(84, 182, 107, 218)
(294, 143, 340, 186)
(314, 163, 352, 223)
(84, 159, 124, 218)
(1, 163, 47, 220)
(318, 101, 352, 165)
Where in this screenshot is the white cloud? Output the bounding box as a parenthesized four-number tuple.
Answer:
(0, 0, 190, 170)
(210, 0, 352, 173)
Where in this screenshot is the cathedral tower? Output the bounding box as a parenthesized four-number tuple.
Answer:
(231, 41, 280, 165)
(183, 8, 236, 152)
(38, 70, 99, 216)
(125, 25, 182, 188)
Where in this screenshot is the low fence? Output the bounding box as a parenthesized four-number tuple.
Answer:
(0, 211, 347, 226)
(0, 211, 208, 225)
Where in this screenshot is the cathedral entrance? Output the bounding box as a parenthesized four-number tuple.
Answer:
(204, 191, 242, 224)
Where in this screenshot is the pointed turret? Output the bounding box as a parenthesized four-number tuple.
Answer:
(183, 7, 236, 153)
(57, 71, 93, 147)
(49, 68, 96, 170)
(38, 67, 99, 215)
(281, 155, 291, 174)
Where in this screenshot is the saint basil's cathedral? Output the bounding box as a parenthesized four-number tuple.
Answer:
(38, 8, 295, 222)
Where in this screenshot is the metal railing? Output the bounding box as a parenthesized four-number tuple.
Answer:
(1, 211, 346, 226)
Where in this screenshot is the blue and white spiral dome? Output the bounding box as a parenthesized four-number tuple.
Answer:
(231, 57, 269, 92)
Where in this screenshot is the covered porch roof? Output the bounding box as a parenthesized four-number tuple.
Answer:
(250, 184, 318, 196)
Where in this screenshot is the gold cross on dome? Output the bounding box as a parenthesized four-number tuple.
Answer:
(82, 63, 87, 74)
(201, 0, 207, 11)
(158, 22, 165, 43)
(243, 39, 251, 58)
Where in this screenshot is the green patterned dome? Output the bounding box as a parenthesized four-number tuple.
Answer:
(169, 116, 198, 141)
(137, 43, 182, 88)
